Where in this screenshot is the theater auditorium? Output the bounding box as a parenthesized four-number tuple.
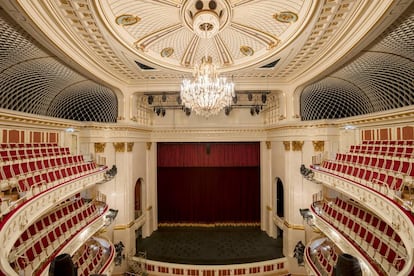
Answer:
(0, 0, 413, 275)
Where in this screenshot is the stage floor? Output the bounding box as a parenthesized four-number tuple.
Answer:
(136, 226, 283, 265)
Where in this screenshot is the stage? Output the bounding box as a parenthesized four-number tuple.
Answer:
(136, 226, 283, 265)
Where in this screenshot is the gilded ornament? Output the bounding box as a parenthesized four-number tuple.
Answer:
(283, 141, 290, 151)
(161, 47, 174, 58)
(292, 141, 304, 151)
(312, 141, 324, 152)
(240, 45, 254, 56)
(266, 141, 271, 149)
(94, 142, 106, 153)
(113, 142, 126, 152)
(115, 14, 141, 26)
(127, 142, 134, 152)
(273, 11, 298, 23)
(146, 142, 152, 150)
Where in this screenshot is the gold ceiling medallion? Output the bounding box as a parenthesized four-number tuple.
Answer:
(273, 11, 298, 23)
(115, 14, 141, 26)
(161, 47, 174, 58)
(240, 45, 254, 56)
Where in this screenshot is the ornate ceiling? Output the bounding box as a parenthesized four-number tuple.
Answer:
(2, 0, 406, 89)
(99, 0, 312, 74)
(0, 0, 412, 122)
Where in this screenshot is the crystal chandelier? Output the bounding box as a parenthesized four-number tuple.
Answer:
(180, 56, 234, 117)
(180, 6, 235, 117)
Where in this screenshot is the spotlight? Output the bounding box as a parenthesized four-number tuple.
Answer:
(261, 93, 267, 104)
(224, 106, 231, 116)
(161, 108, 166, 117)
(105, 208, 119, 222)
(162, 93, 167, 102)
(248, 92, 253, 101)
(177, 96, 182, 105)
(147, 95, 154, 105)
(250, 107, 255, 116)
(156, 107, 161, 116)
(232, 95, 238, 104)
(185, 107, 191, 116)
(255, 105, 260, 114)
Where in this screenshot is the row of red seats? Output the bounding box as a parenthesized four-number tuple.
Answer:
(0, 143, 58, 149)
(335, 153, 413, 176)
(1, 155, 84, 180)
(333, 198, 403, 249)
(0, 146, 70, 163)
(321, 199, 406, 273)
(13, 197, 85, 254)
(349, 144, 413, 159)
(74, 244, 105, 276)
(322, 160, 404, 191)
(73, 243, 93, 268)
(12, 199, 100, 273)
(362, 140, 414, 145)
(312, 246, 337, 275)
(16, 163, 97, 193)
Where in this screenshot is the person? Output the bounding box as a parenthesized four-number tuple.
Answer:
(293, 241, 305, 265)
(115, 241, 125, 266)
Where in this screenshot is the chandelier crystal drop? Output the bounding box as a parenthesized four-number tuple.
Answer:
(180, 56, 235, 117)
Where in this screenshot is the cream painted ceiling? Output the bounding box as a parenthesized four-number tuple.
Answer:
(0, 0, 413, 122)
(2, 0, 407, 89)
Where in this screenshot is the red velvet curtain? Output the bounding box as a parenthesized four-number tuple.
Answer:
(157, 142, 260, 167)
(157, 142, 260, 223)
(157, 167, 260, 223)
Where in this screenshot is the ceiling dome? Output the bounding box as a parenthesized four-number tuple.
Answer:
(99, 0, 312, 73)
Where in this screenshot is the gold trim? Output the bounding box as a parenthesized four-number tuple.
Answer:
(146, 205, 153, 211)
(161, 47, 174, 58)
(146, 142, 152, 150)
(283, 141, 290, 151)
(240, 45, 254, 56)
(283, 220, 305, 230)
(266, 141, 271, 149)
(114, 224, 128, 230)
(127, 142, 134, 152)
(292, 141, 304, 151)
(273, 11, 299, 23)
(94, 142, 106, 153)
(115, 14, 141, 26)
(312, 140, 324, 152)
(113, 142, 126, 152)
(266, 205, 272, 211)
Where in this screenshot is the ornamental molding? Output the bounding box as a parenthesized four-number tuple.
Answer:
(283, 141, 290, 151)
(94, 142, 106, 153)
(266, 141, 271, 149)
(292, 141, 304, 151)
(312, 141, 324, 152)
(146, 142, 152, 150)
(127, 142, 134, 152)
(113, 142, 126, 152)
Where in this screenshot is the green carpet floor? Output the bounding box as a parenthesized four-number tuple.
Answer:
(136, 226, 283, 265)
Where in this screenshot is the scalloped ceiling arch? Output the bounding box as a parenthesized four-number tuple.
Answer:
(300, 4, 414, 121)
(0, 9, 118, 123)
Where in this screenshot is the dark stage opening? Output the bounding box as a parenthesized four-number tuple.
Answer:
(136, 226, 283, 265)
(157, 142, 261, 224)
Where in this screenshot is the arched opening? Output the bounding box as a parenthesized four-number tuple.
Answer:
(135, 178, 143, 219)
(276, 177, 284, 218)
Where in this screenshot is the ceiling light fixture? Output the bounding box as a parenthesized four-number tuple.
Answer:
(180, 8, 235, 117)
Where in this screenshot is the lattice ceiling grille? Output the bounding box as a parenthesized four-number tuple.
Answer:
(0, 9, 117, 123)
(300, 4, 414, 121)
